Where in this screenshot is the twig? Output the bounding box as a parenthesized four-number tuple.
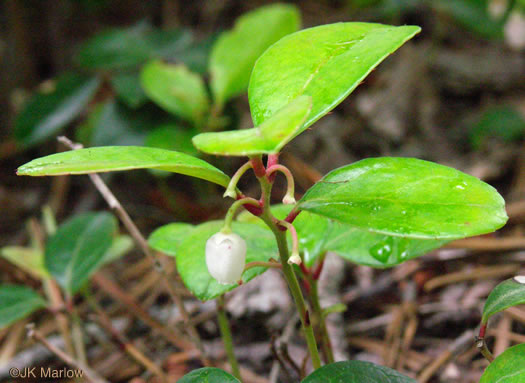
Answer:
(424, 264, 521, 291)
(26, 324, 109, 383)
(58, 136, 208, 363)
(88, 312, 168, 383)
(418, 330, 475, 383)
(91, 273, 194, 351)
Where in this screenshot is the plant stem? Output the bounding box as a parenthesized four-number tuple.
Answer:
(257, 174, 322, 369)
(216, 295, 241, 379)
(307, 277, 335, 364)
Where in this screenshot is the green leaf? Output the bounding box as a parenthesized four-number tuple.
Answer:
(14, 74, 100, 147)
(176, 221, 277, 301)
(239, 204, 447, 268)
(249, 23, 420, 130)
(148, 223, 194, 256)
(325, 223, 448, 268)
(17, 146, 230, 188)
(482, 276, 525, 324)
(0, 246, 49, 279)
(141, 60, 209, 126)
(480, 343, 525, 383)
(45, 212, 117, 294)
(298, 157, 507, 240)
(469, 106, 525, 149)
(209, 3, 300, 105)
(0, 285, 47, 329)
(192, 96, 311, 156)
(177, 367, 240, 383)
(111, 73, 148, 109)
(301, 360, 416, 383)
(145, 125, 198, 156)
(75, 23, 193, 70)
(432, 0, 504, 39)
(88, 100, 151, 147)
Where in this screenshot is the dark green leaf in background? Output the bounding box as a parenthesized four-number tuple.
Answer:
(87, 100, 151, 147)
(480, 343, 525, 383)
(298, 157, 507, 239)
(111, 73, 148, 109)
(249, 23, 420, 130)
(17, 146, 231, 187)
(14, 74, 100, 147)
(301, 360, 416, 382)
(145, 125, 199, 156)
(45, 212, 117, 294)
(0, 285, 46, 330)
(175, 221, 277, 301)
(209, 3, 300, 106)
(141, 60, 209, 126)
(433, 0, 504, 39)
(482, 276, 525, 324)
(75, 22, 193, 70)
(469, 106, 525, 149)
(177, 367, 240, 383)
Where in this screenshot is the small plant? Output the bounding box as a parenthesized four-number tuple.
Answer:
(16, 19, 509, 382)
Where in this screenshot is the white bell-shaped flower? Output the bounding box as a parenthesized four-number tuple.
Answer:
(206, 232, 247, 285)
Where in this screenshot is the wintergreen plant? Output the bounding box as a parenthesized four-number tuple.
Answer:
(16, 20, 510, 382)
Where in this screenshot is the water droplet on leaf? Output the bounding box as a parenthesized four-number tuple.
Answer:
(369, 237, 393, 263)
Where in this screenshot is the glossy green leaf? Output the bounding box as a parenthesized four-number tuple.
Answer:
(141, 60, 209, 126)
(298, 157, 507, 239)
(148, 223, 194, 257)
(325, 223, 448, 268)
(75, 23, 193, 70)
(192, 96, 311, 156)
(239, 204, 447, 268)
(17, 146, 230, 188)
(480, 343, 525, 383)
(249, 23, 420, 130)
(111, 73, 148, 109)
(0, 285, 46, 329)
(482, 276, 525, 324)
(238, 204, 330, 267)
(209, 3, 300, 105)
(177, 367, 240, 383)
(145, 125, 198, 156)
(14, 74, 100, 147)
(0, 246, 49, 279)
(45, 212, 117, 294)
(176, 221, 277, 301)
(301, 360, 416, 383)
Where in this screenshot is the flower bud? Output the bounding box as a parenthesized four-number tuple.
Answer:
(206, 232, 247, 285)
(288, 253, 302, 265)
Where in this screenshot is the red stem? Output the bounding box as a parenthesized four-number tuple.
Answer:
(250, 156, 266, 178)
(267, 154, 280, 182)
